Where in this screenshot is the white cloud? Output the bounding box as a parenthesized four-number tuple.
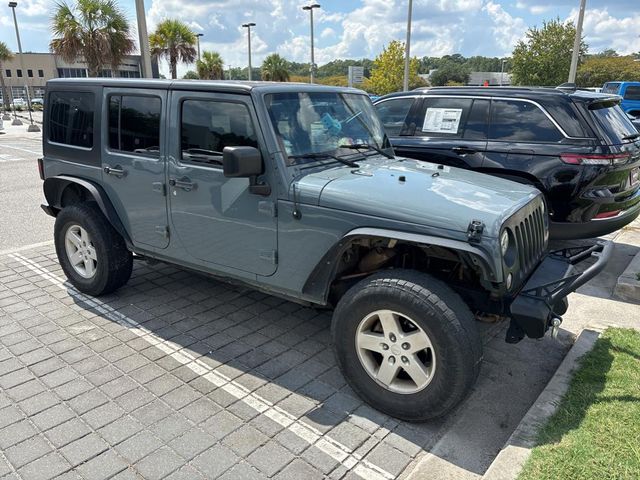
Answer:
(483, 1, 527, 55)
(568, 7, 640, 55)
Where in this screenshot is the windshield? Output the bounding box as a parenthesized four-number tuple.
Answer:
(590, 101, 638, 144)
(264, 92, 389, 164)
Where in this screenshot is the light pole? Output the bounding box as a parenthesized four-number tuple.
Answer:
(242, 23, 255, 81)
(8, 1, 39, 131)
(134, 0, 152, 78)
(500, 59, 507, 86)
(195, 33, 203, 61)
(403, 0, 413, 92)
(568, 0, 586, 84)
(302, 3, 320, 83)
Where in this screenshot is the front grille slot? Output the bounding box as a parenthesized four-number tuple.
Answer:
(515, 204, 546, 273)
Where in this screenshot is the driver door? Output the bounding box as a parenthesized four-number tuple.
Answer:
(167, 91, 278, 276)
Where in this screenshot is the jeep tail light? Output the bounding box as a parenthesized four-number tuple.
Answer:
(37, 157, 44, 180)
(561, 153, 631, 166)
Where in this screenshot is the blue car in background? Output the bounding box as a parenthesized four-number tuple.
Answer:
(602, 81, 640, 117)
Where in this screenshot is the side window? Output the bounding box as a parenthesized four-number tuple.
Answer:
(48, 91, 94, 148)
(374, 98, 414, 136)
(108, 95, 161, 156)
(417, 97, 473, 137)
(489, 100, 563, 142)
(463, 99, 490, 140)
(603, 83, 621, 95)
(181, 100, 258, 167)
(623, 86, 640, 100)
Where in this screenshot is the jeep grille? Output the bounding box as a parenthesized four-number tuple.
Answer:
(514, 203, 546, 274)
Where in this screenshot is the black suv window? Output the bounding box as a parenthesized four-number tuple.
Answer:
(374, 97, 414, 136)
(589, 101, 638, 144)
(489, 100, 563, 142)
(624, 86, 640, 100)
(48, 91, 94, 148)
(417, 97, 473, 137)
(108, 95, 161, 156)
(180, 100, 258, 166)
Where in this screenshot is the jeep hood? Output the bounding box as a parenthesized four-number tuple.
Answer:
(293, 158, 541, 238)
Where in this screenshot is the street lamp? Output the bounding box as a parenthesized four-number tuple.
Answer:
(403, 0, 413, 92)
(242, 23, 256, 81)
(195, 33, 203, 61)
(568, 0, 586, 83)
(302, 3, 320, 83)
(8, 1, 39, 131)
(500, 59, 507, 86)
(134, 0, 152, 78)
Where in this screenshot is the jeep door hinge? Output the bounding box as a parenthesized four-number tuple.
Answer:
(259, 250, 278, 264)
(155, 226, 169, 238)
(467, 220, 484, 243)
(258, 200, 277, 218)
(152, 182, 166, 196)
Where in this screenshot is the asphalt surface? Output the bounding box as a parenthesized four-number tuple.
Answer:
(0, 122, 51, 252)
(0, 123, 636, 479)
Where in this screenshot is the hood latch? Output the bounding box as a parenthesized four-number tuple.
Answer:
(467, 220, 485, 243)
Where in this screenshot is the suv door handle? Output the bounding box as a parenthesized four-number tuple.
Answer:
(169, 177, 196, 192)
(103, 165, 126, 178)
(451, 147, 477, 155)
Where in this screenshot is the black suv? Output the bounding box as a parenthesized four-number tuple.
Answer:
(374, 87, 640, 239)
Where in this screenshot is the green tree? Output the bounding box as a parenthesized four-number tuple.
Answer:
(429, 62, 471, 86)
(261, 53, 290, 82)
(196, 51, 224, 80)
(0, 42, 14, 110)
(577, 56, 640, 87)
(150, 19, 196, 80)
(50, 0, 135, 77)
(182, 70, 198, 79)
(511, 18, 587, 86)
(365, 40, 423, 95)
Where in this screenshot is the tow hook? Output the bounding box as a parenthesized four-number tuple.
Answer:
(550, 316, 562, 339)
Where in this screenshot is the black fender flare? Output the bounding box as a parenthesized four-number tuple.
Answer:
(302, 227, 500, 304)
(42, 175, 131, 245)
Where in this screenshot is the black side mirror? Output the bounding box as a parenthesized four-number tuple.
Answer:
(223, 146, 263, 177)
(222, 146, 270, 196)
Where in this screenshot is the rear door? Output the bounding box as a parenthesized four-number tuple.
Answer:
(393, 96, 489, 169)
(621, 84, 640, 117)
(101, 88, 169, 249)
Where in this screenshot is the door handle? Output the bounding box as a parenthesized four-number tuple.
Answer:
(103, 165, 126, 177)
(169, 177, 196, 192)
(451, 147, 477, 155)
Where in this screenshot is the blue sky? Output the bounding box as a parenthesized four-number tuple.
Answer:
(1, 0, 639, 77)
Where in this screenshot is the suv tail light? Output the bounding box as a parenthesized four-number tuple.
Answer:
(561, 153, 631, 166)
(37, 158, 44, 180)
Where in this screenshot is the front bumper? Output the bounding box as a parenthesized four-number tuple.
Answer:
(506, 240, 613, 342)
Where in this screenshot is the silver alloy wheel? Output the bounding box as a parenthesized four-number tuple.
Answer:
(64, 224, 98, 279)
(355, 309, 436, 394)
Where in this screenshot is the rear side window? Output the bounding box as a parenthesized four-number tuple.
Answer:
(602, 83, 621, 95)
(108, 95, 161, 156)
(374, 98, 414, 136)
(180, 100, 258, 166)
(589, 101, 638, 144)
(48, 91, 94, 148)
(489, 100, 563, 142)
(417, 97, 473, 137)
(623, 86, 640, 100)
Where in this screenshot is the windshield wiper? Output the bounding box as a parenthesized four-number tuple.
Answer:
(338, 143, 394, 159)
(622, 132, 640, 141)
(290, 152, 360, 168)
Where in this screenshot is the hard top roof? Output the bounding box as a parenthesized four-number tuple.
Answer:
(45, 78, 365, 95)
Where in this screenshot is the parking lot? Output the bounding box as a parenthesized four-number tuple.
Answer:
(0, 126, 632, 480)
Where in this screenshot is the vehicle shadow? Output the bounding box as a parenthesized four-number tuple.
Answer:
(61, 258, 576, 478)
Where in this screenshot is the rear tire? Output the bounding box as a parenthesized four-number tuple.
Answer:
(332, 270, 482, 421)
(54, 203, 132, 296)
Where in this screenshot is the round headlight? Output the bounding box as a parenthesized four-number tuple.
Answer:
(500, 230, 509, 255)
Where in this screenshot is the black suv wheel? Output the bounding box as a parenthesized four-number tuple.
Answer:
(332, 270, 482, 421)
(54, 203, 133, 296)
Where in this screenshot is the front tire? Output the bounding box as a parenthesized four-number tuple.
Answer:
(54, 203, 133, 296)
(332, 270, 482, 421)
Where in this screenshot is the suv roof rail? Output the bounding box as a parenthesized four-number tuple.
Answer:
(556, 82, 577, 92)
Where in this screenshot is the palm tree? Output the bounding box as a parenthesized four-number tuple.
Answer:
(0, 42, 14, 111)
(261, 54, 290, 82)
(196, 51, 224, 80)
(50, 0, 135, 78)
(150, 20, 196, 80)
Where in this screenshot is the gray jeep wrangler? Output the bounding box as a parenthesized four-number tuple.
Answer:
(39, 79, 611, 421)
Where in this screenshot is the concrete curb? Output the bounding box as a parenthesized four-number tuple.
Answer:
(481, 327, 602, 480)
(614, 250, 640, 303)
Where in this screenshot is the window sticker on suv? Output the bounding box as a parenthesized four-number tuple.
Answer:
(422, 108, 463, 134)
